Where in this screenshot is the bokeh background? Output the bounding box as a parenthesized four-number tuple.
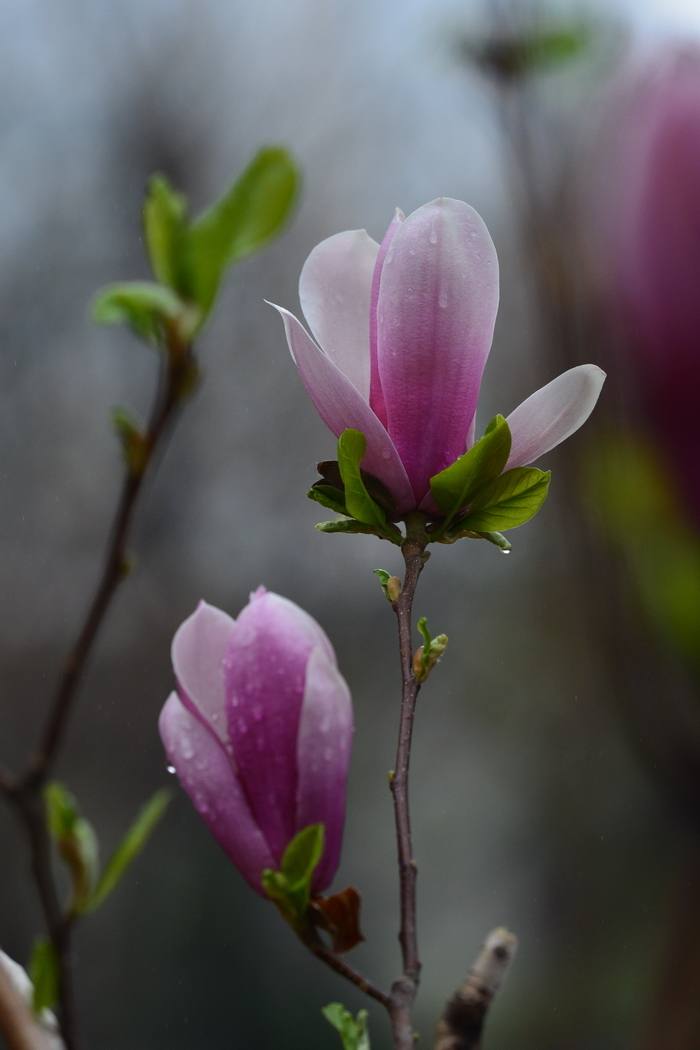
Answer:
(2, 1, 700, 1047)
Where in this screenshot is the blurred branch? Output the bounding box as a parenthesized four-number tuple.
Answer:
(434, 928, 517, 1050)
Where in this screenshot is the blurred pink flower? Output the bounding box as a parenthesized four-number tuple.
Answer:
(159, 588, 352, 896)
(273, 197, 604, 515)
(595, 48, 700, 524)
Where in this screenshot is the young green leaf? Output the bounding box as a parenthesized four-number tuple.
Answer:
(92, 281, 185, 346)
(281, 823, 324, 914)
(316, 518, 402, 545)
(45, 782, 99, 914)
(83, 788, 172, 913)
(143, 174, 190, 294)
(430, 415, 512, 525)
(337, 431, 388, 531)
(112, 408, 148, 476)
(460, 467, 550, 532)
(29, 939, 59, 1015)
(308, 485, 348, 516)
(322, 1003, 370, 1050)
(189, 146, 299, 319)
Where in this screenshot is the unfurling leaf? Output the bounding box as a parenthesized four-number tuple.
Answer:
(413, 617, 448, 682)
(311, 886, 365, 953)
(309, 485, 348, 516)
(112, 408, 148, 476)
(430, 415, 512, 526)
(45, 782, 99, 914)
(83, 788, 172, 913)
(92, 281, 188, 346)
(29, 939, 59, 1015)
(189, 146, 299, 320)
(322, 1002, 371, 1050)
(262, 824, 325, 925)
(143, 175, 190, 294)
(315, 517, 402, 545)
(459, 467, 551, 532)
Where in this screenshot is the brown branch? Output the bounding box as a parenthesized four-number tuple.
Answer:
(387, 512, 429, 1050)
(301, 929, 392, 1009)
(434, 928, 518, 1050)
(1, 327, 196, 1050)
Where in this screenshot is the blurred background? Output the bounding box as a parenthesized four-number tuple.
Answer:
(2, 0, 700, 1047)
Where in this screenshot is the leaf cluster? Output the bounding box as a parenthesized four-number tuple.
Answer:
(322, 1003, 371, 1050)
(262, 824, 325, 928)
(92, 147, 299, 347)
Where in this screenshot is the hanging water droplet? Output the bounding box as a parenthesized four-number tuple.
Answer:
(166, 765, 176, 774)
(501, 549, 510, 555)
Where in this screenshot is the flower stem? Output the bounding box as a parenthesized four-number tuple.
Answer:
(388, 512, 429, 1050)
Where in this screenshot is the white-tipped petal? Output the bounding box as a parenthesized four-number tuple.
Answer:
(270, 304, 415, 513)
(171, 601, 236, 747)
(505, 364, 606, 469)
(299, 230, 379, 401)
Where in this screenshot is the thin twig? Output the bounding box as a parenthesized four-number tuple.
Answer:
(302, 930, 392, 1009)
(1, 327, 195, 1050)
(434, 928, 517, 1050)
(387, 512, 429, 1050)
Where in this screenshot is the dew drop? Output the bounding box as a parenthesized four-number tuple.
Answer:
(501, 549, 510, 555)
(381, 449, 391, 460)
(438, 291, 448, 309)
(167, 765, 176, 774)
(429, 225, 438, 245)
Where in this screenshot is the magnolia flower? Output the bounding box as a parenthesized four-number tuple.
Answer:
(159, 588, 352, 896)
(590, 48, 700, 527)
(273, 197, 604, 516)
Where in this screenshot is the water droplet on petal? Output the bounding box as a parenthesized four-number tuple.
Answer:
(167, 765, 176, 774)
(381, 449, 391, 460)
(438, 291, 448, 309)
(429, 225, 438, 245)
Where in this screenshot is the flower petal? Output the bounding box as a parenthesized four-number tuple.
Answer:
(377, 198, 500, 504)
(271, 304, 415, 513)
(159, 692, 275, 894)
(505, 364, 606, 469)
(299, 230, 378, 402)
(223, 589, 333, 865)
(171, 601, 236, 748)
(295, 645, 353, 893)
(369, 209, 404, 427)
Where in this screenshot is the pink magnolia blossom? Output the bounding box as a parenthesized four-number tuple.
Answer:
(273, 197, 604, 515)
(159, 588, 352, 896)
(592, 48, 700, 527)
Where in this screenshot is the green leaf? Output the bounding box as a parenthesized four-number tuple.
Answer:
(83, 788, 172, 913)
(143, 174, 190, 294)
(308, 485, 348, 516)
(322, 1003, 370, 1050)
(459, 467, 550, 532)
(281, 823, 324, 914)
(92, 281, 186, 345)
(189, 146, 299, 319)
(414, 617, 448, 682)
(29, 939, 59, 1015)
(315, 517, 402, 545)
(45, 782, 99, 913)
(373, 569, 392, 600)
(337, 431, 387, 530)
(430, 415, 512, 525)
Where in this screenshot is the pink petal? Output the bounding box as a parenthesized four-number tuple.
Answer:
(271, 304, 415, 513)
(377, 198, 500, 504)
(299, 230, 378, 401)
(159, 692, 275, 894)
(223, 589, 333, 865)
(369, 209, 404, 427)
(505, 364, 606, 469)
(171, 601, 236, 748)
(295, 645, 353, 893)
